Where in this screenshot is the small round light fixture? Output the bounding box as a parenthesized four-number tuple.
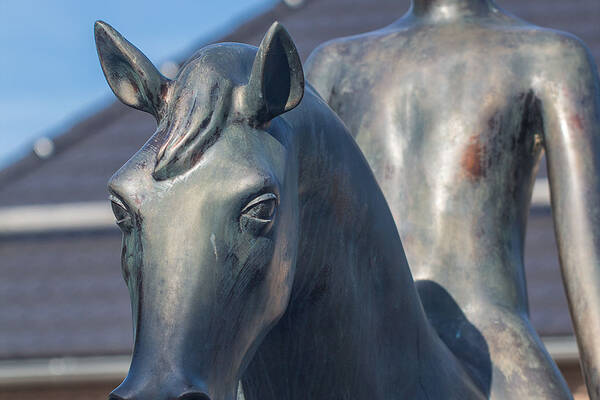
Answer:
(33, 137, 55, 159)
(283, 0, 305, 8)
(160, 60, 180, 79)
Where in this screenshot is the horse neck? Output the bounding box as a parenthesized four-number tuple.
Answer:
(291, 93, 433, 348)
(243, 93, 469, 399)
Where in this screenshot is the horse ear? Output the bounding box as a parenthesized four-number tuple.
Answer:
(245, 22, 304, 124)
(94, 20, 169, 118)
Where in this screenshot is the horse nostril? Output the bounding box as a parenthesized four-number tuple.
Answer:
(178, 393, 211, 400)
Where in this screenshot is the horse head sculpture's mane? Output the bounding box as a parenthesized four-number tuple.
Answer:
(154, 45, 255, 179)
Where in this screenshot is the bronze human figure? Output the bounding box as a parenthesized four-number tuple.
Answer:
(96, 20, 488, 400)
(306, 0, 600, 398)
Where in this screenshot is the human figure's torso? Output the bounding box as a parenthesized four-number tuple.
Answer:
(307, 10, 577, 399)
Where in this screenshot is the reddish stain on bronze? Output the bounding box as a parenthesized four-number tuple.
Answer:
(570, 113, 584, 131)
(462, 135, 485, 179)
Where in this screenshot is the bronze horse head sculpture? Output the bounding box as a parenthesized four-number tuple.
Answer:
(95, 21, 486, 400)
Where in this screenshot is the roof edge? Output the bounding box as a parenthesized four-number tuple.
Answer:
(0, 355, 129, 387)
(0, 335, 581, 388)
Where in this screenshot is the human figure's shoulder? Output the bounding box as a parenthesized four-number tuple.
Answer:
(460, 16, 598, 96)
(305, 28, 396, 102)
(526, 27, 597, 83)
(481, 14, 596, 78)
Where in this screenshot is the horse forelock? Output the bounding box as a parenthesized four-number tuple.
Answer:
(153, 43, 259, 181)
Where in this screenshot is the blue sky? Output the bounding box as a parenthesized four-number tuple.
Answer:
(0, 0, 276, 168)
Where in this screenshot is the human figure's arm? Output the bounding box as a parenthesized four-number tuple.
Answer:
(538, 34, 600, 399)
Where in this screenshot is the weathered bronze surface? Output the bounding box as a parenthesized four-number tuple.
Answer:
(306, 0, 600, 398)
(95, 20, 489, 400)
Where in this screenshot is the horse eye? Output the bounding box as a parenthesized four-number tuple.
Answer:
(240, 193, 278, 235)
(245, 199, 276, 220)
(110, 197, 132, 231)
